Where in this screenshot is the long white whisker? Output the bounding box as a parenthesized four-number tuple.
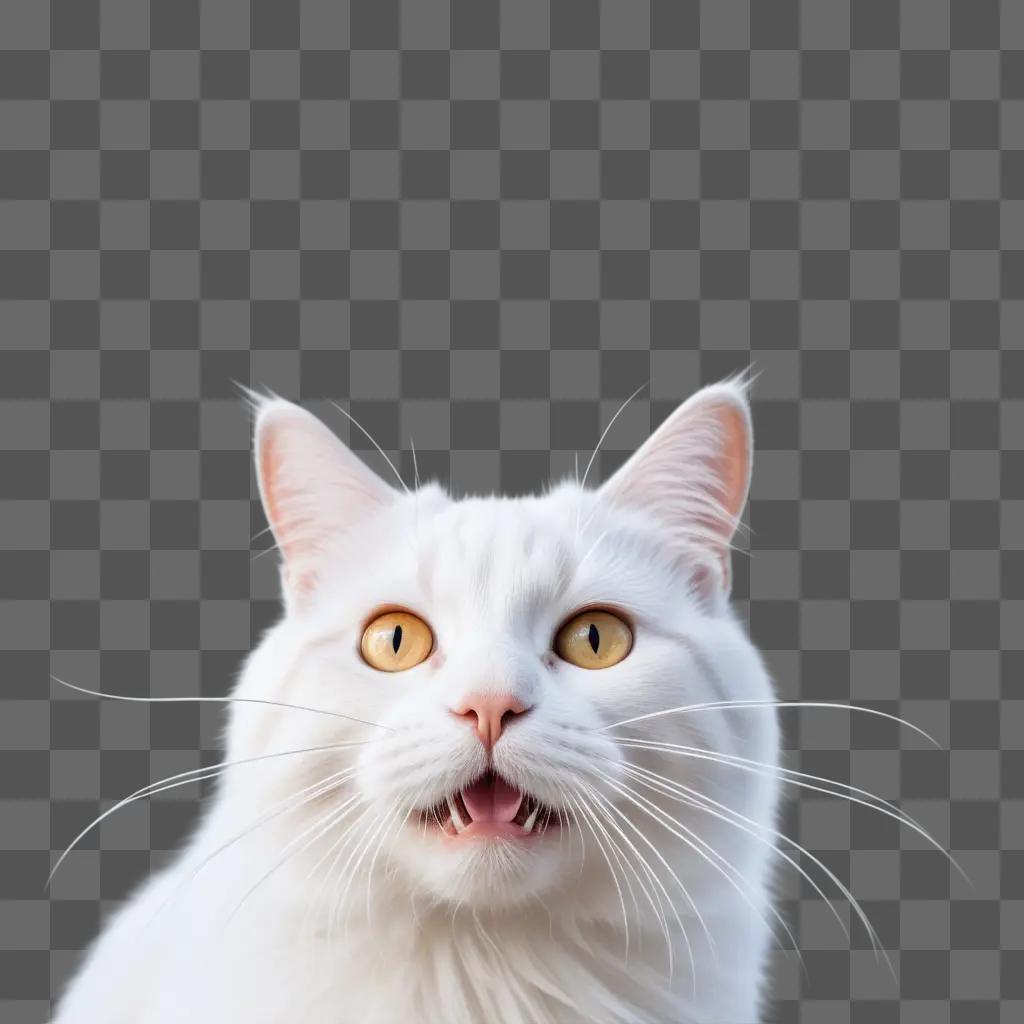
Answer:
(618, 760, 874, 972)
(602, 699, 938, 747)
(617, 738, 963, 878)
(409, 434, 421, 489)
(583, 774, 712, 972)
(564, 787, 631, 962)
(329, 401, 410, 494)
(51, 675, 392, 730)
(229, 798, 358, 923)
(580, 382, 648, 492)
(576, 779, 684, 984)
(46, 741, 375, 887)
(586, 764, 797, 964)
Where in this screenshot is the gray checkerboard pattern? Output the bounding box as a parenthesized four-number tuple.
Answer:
(0, 1, 1020, 1020)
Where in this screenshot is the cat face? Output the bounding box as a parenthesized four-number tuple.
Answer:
(227, 381, 779, 920)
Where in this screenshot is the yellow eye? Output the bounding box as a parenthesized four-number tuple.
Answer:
(554, 610, 633, 670)
(360, 611, 434, 672)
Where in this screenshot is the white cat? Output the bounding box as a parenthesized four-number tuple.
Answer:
(54, 379, 784, 1024)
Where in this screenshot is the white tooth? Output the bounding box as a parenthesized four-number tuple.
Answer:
(522, 805, 540, 833)
(448, 796, 466, 832)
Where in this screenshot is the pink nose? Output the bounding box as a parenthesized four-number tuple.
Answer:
(452, 693, 529, 749)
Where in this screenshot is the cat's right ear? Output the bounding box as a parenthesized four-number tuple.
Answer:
(254, 399, 395, 606)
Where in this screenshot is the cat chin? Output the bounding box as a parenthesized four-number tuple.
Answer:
(387, 826, 569, 909)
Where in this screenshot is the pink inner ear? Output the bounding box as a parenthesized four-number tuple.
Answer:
(707, 402, 751, 533)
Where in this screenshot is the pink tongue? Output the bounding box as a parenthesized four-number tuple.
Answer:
(461, 774, 523, 824)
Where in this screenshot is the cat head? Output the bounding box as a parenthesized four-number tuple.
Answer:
(226, 380, 777, 920)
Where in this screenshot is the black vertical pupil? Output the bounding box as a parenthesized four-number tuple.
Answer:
(392, 625, 403, 653)
(588, 623, 600, 653)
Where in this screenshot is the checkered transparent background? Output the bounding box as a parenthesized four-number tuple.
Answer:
(1, 1, 1021, 1020)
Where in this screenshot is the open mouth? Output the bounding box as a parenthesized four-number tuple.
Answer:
(420, 770, 560, 840)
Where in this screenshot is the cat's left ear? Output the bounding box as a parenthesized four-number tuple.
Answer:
(599, 378, 753, 601)
(254, 398, 396, 606)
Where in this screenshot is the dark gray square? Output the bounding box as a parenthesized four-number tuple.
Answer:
(500, 152, 549, 200)
(401, 251, 448, 300)
(601, 252, 649, 300)
(51, 402, 99, 449)
(402, 51, 448, 100)
(101, 551, 150, 600)
(901, 51, 950, 99)
(151, 101, 200, 150)
(750, 0, 798, 49)
(351, 201, 399, 249)
(252, 300, 299, 350)
(701, 151, 750, 200)
(901, 151, 949, 200)
(51, 0, 99, 48)
(251, 101, 300, 150)
(901, 251, 949, 299)
(101, 251, 150, 299)
(51, 201, 100, 249)
(802, 151, 849, 200)
(500, 352, 549, 399)
(751, 200, 798, 249)
(652, 199, 699, 248)
(950, 0, 999, 49)
(502, 52, 550, 100)
(151, 201, 200, 250)
(51, 100, 100, 149)
(201, 252, 249, 300)
(851, 0, 899, 49)
(351, 101, 399, 150)
(950, 101, 999, 151)
(451, 0, 499, 49)
(451, 301, 498, 349)
(0, 49, 49, 99)
(301, 252, 349, 299)
(151, 300, 199, 350)
(150, 402, 199, 449)
(0, 253, 47, 299)
(551, 101, 599, 149)
(701, 252, 749, 299)
(452, 200, 499, 249)
(251, 0, 300, 49)
(601, 51, 650, 100)
(302, 151, 350, 199)
(950, 201, 999, 251)
(802, 51, 850, 100)
(550, 0, 600, 49)
(301, 50, 348, 99)
(100, 51, 149, 99)
(551, 200, 600, 249)
(251, 201, 300, 249)
(551, 300, 600, 349)
(151, 0, 199, 49)
(500, 252, 549, 299)
(351, 301, 399, 348)
(400, 151, 448, 199)
(602, 152, 651, 200)
(0, 152, 49, 199)
(52, 301, 100, 349)
(350, 0, 398, 47)
(700, 51, 749, 100)
(101, 152, 150, 200)
(452, 101, 500, 149)
(151, 501, 199, 549)
(652, 100, 699, 150)
(750, 100, 799, 150)
(850, 101, 898, 150)
(202, 51, 251, 100)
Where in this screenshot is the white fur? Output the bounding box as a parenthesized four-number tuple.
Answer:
(54, 381, 780, 1024)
